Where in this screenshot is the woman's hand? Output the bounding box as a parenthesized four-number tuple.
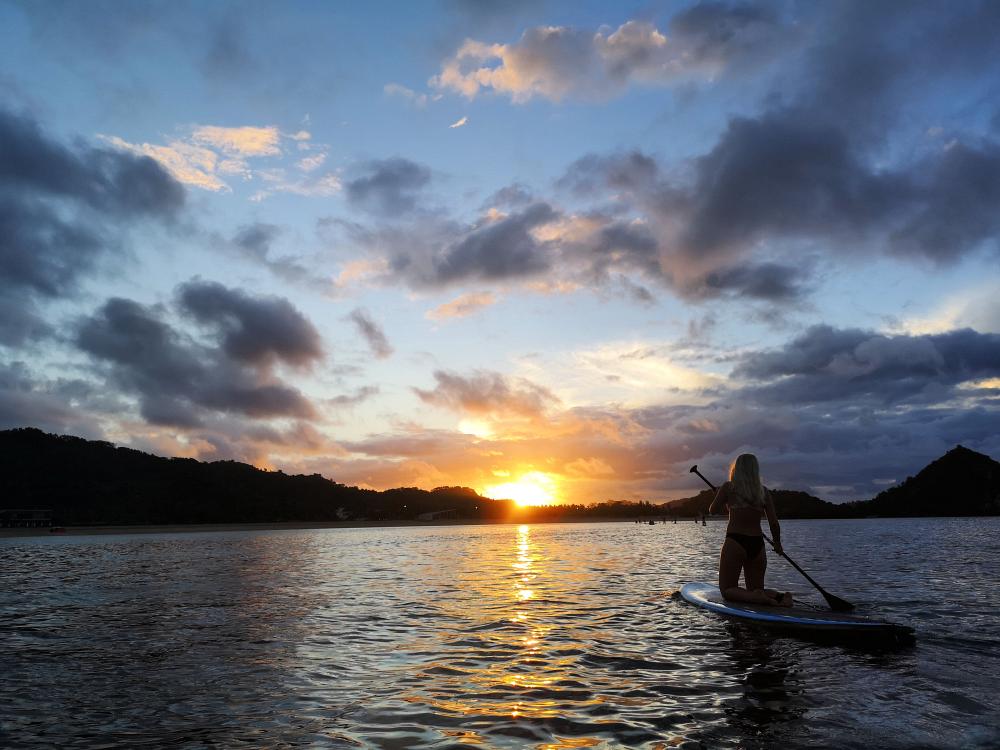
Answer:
(772, 540, 784, 556)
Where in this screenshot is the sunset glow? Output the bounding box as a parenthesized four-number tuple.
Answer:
(484, 472, 559, 506)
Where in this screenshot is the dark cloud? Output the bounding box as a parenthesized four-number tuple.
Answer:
(432, 202, 556, 284)
(0, 108, 183, 345)
(348, 308, 393, 359)
(229, 223, 329, 290)
(0, 108, 182, 217)
(328, 385, 380, 408)
(484, 183, 535, 209)
(735, 325, 1000, 404)
(559, 150, 660, 197)
(689, 261, 811, 302)
(585, 220, 662, 279)
(345, 158, 432, 215)
(681, 114, 1000, 264)
(414, 370, 559, 418)
(177, 280, 323, 367)
(76, 294, 318, 427)
(0, 362, 104, 436)
(433, 9, 797, 102)
(232, 222, 281, 261)
(666, 1, 793, 72)
(546, 4, 1000, 303)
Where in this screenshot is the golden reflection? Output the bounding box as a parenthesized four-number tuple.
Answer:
(399, 522, 607, 727)
(538, 738, 603, 749)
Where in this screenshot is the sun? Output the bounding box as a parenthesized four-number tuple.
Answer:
(483, 471, 559, 507)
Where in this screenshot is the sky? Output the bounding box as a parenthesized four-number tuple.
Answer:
(1, 0, 999, 505)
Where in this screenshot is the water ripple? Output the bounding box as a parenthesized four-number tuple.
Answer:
(2, 519, 999, 748)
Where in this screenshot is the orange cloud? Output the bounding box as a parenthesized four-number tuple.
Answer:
(426, 292, 498, 320)
(192, 125, 283, 156)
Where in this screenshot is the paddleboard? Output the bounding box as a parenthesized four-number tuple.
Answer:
(680, 582, 914, 644)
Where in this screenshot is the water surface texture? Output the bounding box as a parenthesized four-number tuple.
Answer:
(2, 519, 998, 748)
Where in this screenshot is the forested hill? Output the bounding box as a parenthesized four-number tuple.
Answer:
(665, 488, 841, 519)
(665, 445, 1000, 518)
(839, 445, 1000, 517)
(0, 428, 507, 525)
(3, 429, 997, 525)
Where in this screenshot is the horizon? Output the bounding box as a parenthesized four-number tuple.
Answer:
(5, 425, 992, 510)
(2, 1, 999, 506)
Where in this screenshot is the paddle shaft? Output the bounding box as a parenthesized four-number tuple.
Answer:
(690, 466, 855, 612)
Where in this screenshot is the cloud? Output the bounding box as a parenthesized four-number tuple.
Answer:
(103, 124, 337, 197)
(0, 362, 105, 436)
(437, 202, 558, 284)
(415, 369, 559, 420)
(177, 280, 323, 367)
(345, 158, 432, 215)
(449, 116, 468, 128)
(0, 108, 183, 345)
(97, 134, 227, 191)
(347, 308, 394, 359)
(688, 261, 812, 302)
(228, 223, 332, 291)
(191, 125, 282, 156)
(328, 385, 380, 408)
(250, 168, 342, 201)
(431, 11, 793, 103)
(426, 291, 498, 320)
(384, 83, 431, 107)
(734, 325, 1000, 405)
(296, 152, 327, 172)
(76, 291, 320, 427)
(674, 115, 1000, 265)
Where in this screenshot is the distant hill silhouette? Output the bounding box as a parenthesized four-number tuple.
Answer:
(2, 429, 997, 525)
(665, 488, 842, 519)
(0, 428, 664, 526)
(665, 445, 1000, 518)
(840, 445, 1000, 517)
(0, 428, 510, 525)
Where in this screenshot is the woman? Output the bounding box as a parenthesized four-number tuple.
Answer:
(708, 454, 792, 606)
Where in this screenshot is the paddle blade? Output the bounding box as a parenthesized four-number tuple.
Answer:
(823, 591, 855, 612)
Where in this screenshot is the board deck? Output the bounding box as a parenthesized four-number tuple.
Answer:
(680, 582, 914, 642)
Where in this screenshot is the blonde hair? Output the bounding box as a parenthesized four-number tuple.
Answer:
(729, 453, 764, 507)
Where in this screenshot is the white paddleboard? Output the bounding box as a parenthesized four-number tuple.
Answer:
(680, 582, 913, 643)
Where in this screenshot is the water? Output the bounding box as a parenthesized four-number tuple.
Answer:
(1, 518, 998, 748)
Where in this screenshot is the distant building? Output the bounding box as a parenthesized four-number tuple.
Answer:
(0, 509, 53, 528)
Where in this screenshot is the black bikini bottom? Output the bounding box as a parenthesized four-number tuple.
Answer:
(726, 532, 765, 559)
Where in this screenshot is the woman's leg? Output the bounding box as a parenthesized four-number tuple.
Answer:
(719, 539, 779, 605)
(745, 549, 793, 606)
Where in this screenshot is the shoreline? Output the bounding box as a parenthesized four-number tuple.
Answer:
(0, 517, 653, 538)
(1, 514, 990, 539)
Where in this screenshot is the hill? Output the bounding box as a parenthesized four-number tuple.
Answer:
(665, 488, 843, 519)
(842, 445, 1000, 517)
(0, 428, 511, 525)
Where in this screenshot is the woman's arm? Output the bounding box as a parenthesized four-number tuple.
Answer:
(708, 482, 729, 515)
(763, 489, 783, 555)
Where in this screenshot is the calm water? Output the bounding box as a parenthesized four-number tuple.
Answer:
(1, 519, 998, 749)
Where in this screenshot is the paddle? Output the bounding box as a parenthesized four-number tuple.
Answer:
(689, 464, 856, 612)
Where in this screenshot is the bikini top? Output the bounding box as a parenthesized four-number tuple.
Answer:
(723, 481, 768, 511)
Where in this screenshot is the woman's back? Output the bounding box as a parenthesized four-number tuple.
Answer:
(719, 481, 767, 535)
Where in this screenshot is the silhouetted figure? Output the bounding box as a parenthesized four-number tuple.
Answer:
(708, 454, 792, 607)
